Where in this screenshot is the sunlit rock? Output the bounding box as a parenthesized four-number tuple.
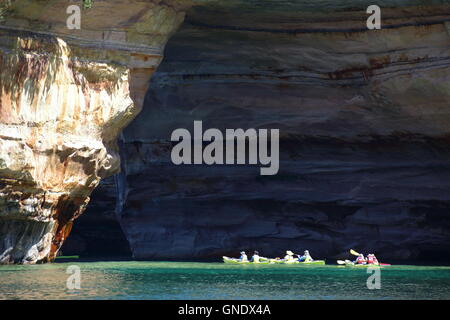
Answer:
(0, 0, 189, 264)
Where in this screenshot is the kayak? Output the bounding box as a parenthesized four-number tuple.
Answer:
(222, 256, 268, 264)
(337, 260, 391, 267)
(298, 260, 326, 265)
(344, 250, 391, 267)
(269, 259, 325, 265)
(223, 256, 325, 265)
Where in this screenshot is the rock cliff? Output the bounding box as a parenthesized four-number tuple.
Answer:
(0, 0, 188, 263)
(2, 0, 450, 264)
(68, 0, 450, 262)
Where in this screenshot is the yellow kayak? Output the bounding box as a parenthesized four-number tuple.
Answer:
(223, 256, 325, 265)
(269, 259, 325, 265)
(222, 256, 270, 264)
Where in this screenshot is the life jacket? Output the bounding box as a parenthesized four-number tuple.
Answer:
(367, 256, 375, 264)
(240, 254, 248, 262)
(304, 254, 312, 262)
(284, 255, 294, 262)
(252, 255, 260, 263)
(356, 257, 366, 264)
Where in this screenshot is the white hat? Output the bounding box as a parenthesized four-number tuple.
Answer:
(286, 250, 294, 255)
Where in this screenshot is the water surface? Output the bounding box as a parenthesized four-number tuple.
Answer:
(1, 261, 449, 299)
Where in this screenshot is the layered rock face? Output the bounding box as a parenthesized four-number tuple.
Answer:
(70, 1, 450, 261)
(0, 0, 188, 263)
(2, 0, 450, 264)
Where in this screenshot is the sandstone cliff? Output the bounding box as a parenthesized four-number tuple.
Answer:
(0, 0, 188, 263)
(68, 0, 450, 262)
(2, 0, 450, 264)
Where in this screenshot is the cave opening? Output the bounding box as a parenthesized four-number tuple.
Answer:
(60, 176, 132, 260)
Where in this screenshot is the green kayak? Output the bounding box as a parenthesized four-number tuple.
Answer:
(223, 256, 325, 265)
(269, 259, 325, 265)
(222, 256, 269, 264)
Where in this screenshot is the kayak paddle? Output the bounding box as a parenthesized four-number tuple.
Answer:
(337, 260, 346, 265)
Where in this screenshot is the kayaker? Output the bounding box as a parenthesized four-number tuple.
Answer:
(251, 251, 262, 263)
(354, 253, 367, 265)
(284, 250, 295, 262)
(372, 254, 379, 265)
(298, 250, 314, 262)
(367, 254, 379, 265)
(239, 251, 248, 262)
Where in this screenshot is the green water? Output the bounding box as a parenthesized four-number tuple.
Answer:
(1, 261, 450, 300)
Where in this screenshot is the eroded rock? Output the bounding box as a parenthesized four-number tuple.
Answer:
(0, 0, 189, 263)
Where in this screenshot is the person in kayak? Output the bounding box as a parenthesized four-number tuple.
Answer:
(354, 253, 367, 265)
(251, 251, 265, 263)
(284, 250, 296, 262)
(367, 254, 379, 265)
(239, 251, 248, 262)
(298, 250, 314, 262)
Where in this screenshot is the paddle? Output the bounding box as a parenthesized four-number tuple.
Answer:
(337, 260, 346, 265)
